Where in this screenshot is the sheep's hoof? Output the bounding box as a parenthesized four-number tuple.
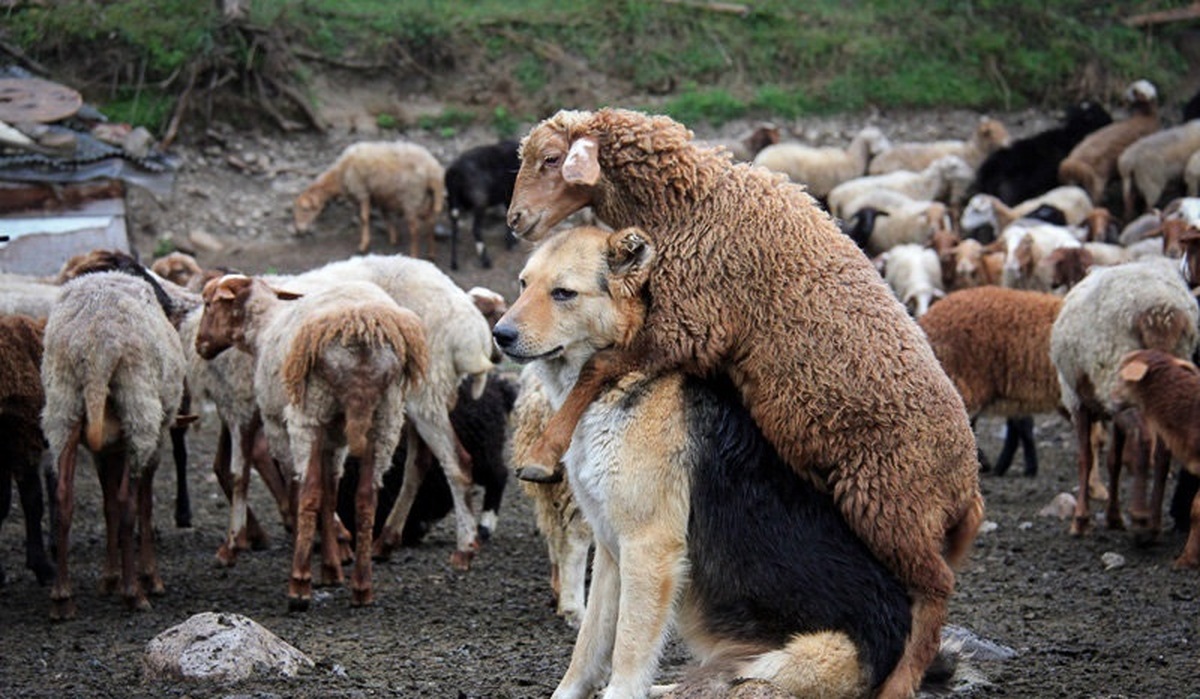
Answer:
(98, 573, 119, 595)
(350, 587, 375, 607)
(1131, 522, 1159, 547)
(1069, 516, 1092, 537)
(449, 548, 475, 572)
(517, 463, 563, 483)
(319, 563, 344, 587)
(1023, 466, 1038, 478)
(1171, 555, 1200, 571)
(31, 560, 56, 587)
(214, 544, 238, 567)
(287, 595, 311, 612)
(49, 597, 77, 621)
(142, 573, 165, 596)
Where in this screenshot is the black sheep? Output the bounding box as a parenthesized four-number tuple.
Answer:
(1184, 87, 1200, 122)
(339, 372, 519, 547)
(444, 140, 521, 270)
(973, 101, 1112, 206)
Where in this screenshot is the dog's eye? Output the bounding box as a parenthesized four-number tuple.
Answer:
(551, 288, 577, 302)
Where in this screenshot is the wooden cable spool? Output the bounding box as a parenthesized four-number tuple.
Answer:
(0, 78, 84, 124)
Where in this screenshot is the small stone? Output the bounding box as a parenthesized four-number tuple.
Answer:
(1101, 552, 1126, 570)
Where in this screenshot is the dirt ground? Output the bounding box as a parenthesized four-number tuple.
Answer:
(2, 109, 1200, 698)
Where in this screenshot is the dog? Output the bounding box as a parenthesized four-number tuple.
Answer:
(492, 225, 913, 698)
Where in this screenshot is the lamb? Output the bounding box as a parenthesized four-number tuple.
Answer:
(867, 117, 1011, 175)
(918, 287, 1065, 478)
(504, 108, 984, 699)
(839, 190, 952, 255)
(196, 275, 428, 609)
(508, 366, 592, 628)
(959, 186, 1094, 242)
(751, 125, 891, 201)
(997, 221, 1082, 292)
(280, 255, 496, 568)
(41, 271, 188, 618)
(150, 251, 205, 291)
(293, 141, 446, 257)
(1049, 257, 1199, 536)
(1058, 80, 1160, 209)
(944, 238, 1005, 290)
(444, 139, 520, 270)
(1118, 120, 1200, 216)
(876, 243, 945, 318)
(827, 155, 974, 219)
(1111, 349, 1200, 569)
(0, 313, 55, 587)
(972, 100, 1112, 206)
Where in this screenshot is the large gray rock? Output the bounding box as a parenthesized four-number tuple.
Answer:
(142, 611, 313, 683)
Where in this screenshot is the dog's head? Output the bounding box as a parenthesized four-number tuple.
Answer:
(493, 225, 654, 368)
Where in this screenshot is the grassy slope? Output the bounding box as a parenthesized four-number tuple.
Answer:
(2, 0, 1194, 131)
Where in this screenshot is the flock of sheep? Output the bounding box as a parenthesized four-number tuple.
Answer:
(2, 71, 1200, 694)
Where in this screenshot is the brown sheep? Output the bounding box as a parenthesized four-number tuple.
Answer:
(1112, 349, 1200, 569)
(293, 141, 445, 258)
(1058, 80, 1160, 209)
(867, 116, 1011, 174)
(505, 108, 984, 699)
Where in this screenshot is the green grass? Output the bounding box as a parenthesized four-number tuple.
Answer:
(2, 0, 1193, 132)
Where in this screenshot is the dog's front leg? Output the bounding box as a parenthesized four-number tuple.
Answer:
(603, 535, 686, 699)
(553, 543, 621, 699)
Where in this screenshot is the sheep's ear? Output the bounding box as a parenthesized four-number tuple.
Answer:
(1119, 359, 1149, 382)
(213, 283, 238, 301)
(606, 227, 655, 294)
(563, 137, 600, 185)
(272, 287, 304, 301)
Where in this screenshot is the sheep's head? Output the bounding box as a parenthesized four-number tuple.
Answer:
(1112, 349, 1199, 410)
(151, 251, 203, 288)
(974, 118, 1011, 153)
(293, 191, 326, 234)
(507, 111, 600, 242)
(197, 275, 254, 359)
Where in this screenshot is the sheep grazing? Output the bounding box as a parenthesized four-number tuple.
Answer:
(972, 100, 1113, 206)
(1050, 257, 1199, 537)
(876, 243, 945, 318)
(0, 313, 55, 587)
(867, 117, 1011, 175)
(444, 139, 520, 270)
(827, 155, 974, 219)
(1058, 80, 1160, 209)
(293, 141, 446, 257)
(196, 275, 428, 609)
(918, 287, 1064, 478)
(508, 367, 592, 628)
(1112, 349, 1200, 569)
(752, 125, 891, 201)
(1118, 120, 1200, 216)
(41, 272, 188, 618)
(505, 108, 984, 699)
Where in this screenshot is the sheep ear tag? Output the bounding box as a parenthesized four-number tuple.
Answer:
(563, 137, 600, 185)
(1119, 359, 1149, 382)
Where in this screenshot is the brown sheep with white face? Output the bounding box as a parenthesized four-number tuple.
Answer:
(504, 108, 983, 699)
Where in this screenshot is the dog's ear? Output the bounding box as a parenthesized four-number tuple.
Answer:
(563, 137, 600, 185)
(606, 227, 655, 298)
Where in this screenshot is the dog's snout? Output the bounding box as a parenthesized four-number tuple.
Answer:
(493, 324, 518, 350)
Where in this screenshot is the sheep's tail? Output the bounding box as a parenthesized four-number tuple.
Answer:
(283, 304, 429, 456)
(83, 356, 120, 452)
(946, 491, 985, 570)
(1057, 159, 1088, 190)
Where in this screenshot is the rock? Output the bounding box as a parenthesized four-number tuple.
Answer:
(662, 678, 792, 699)
(188, 228, 225, 253)
(142, 611, 313, 683)
(1039, 492, 1076, 519)
(1101, 552, 1126, 570)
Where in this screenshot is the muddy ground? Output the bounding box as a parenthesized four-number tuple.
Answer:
(2, 110, 1199, 698)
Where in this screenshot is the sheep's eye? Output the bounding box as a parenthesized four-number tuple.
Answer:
(543, 155, 561, 168)
(551, 288, 577, 302)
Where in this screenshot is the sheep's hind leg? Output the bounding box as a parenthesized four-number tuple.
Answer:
(350, 447, 378, 607)
(137, 465, 164, 597)
(288, 432, 324, 611)
(50, 423, 81, 620)
(317, 446, 345, 588)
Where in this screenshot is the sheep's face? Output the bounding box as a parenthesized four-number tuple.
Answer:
(507, 127, 597, 242)
(293, 192, 324, 233)
(151, 252, 203, 288)
(196, 275, 253, 359)
(492, 226, 652, 367)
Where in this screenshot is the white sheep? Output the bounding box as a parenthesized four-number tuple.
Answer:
(827, 155, 974, 219)
(293, 141, 446, 257)
(751, 126, 891, 200)
(41, 271, 187, 619)
(1050, 257, 1199, 536)
(838, 190, 952, 255)
(959, 186, 1095, 241)
(196, 275, 428, 609)
(508, 367, 592, 628)
(998, 221, 1082, 291)
(876, 243, 945, 318)
(867, 117, 1011, 174)
(1118, 120, 1200, 216)
(0, 273, 59, 319)
(281, 254, 496, 569)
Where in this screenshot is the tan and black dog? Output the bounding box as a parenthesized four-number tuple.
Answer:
(492, 225, 912, 698)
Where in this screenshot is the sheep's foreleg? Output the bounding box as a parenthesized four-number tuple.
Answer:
(520, 347, 637, 483)
(50, 423, 81, 620)
(1070, 409, 1095, 536)
(472, 207, 492, 269)
(350, 446, 377, 607)
(15, 458, 55, 585)
(1104, 418, 1130, 530)
(117, 463, 149, 611)
(288, 431, 324, 612)
(374, 425, 426, 560)
(1174, 484, 1200, 570)
(357, 197, 372, 253)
